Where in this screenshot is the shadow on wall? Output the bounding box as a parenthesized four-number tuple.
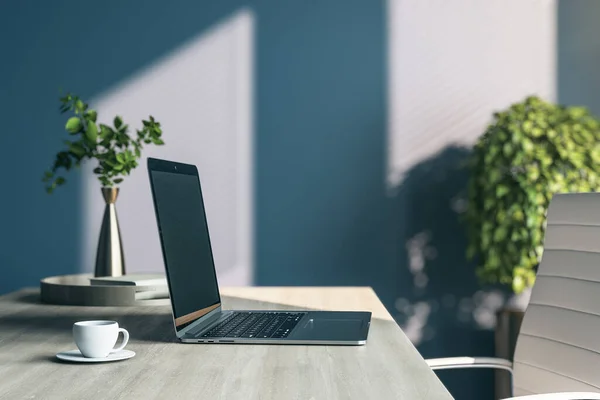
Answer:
(392, 146, 510, 399)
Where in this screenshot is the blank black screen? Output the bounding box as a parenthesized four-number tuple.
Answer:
(150, 170, 220, 330)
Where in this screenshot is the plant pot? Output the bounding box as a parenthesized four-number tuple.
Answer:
(94, 187, 126, 277)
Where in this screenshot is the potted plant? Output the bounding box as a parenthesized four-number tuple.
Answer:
(43, 93, 164, 277)
(464, 95, 600, 398)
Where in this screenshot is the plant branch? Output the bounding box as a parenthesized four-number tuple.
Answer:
(44, 93, 165, 193)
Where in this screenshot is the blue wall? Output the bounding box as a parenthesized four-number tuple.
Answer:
(0, 2, 88, 293)
(254, 1, 397, 306)
(558, 0, 600, 113)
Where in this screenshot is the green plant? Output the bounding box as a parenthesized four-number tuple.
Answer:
(43, 93, 164, 193)
(465, 96, 600, 293)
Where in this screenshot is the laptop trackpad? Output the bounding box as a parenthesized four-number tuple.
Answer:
(299, 318, 364, 340)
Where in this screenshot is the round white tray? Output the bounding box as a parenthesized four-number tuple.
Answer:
(40, 274, 170, 307)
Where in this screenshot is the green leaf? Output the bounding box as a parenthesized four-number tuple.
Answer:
(100, 176, 111, 187)
(85, 120, 98, 143)
(55, 177, 66, 186)
(116, 153, 125, 164)
(531, 127, 543, 137)
(151, 138, 165, 145)
(487, 250, 501, 268)
(114, 116, 123, 129)
(42, 170, 54, 182)
(512, 209, 524, 222)
(74, 99, 87, 113)
(481, 232, 490, 250)
(527, 166, 540, 181)
(496, 185, 509, 198)
(113, 178, 124, 184)
(100, 124, 113, 140)
(118, 124, 129, 134)
(119, 131, 131, 144)
(69, 143, 85, 157)
(522, 138, 534, 153)
(483, 197, 494, 211)
(488, 169, 501, 184)
(65, 117, 83, 133)
(85, 110, 98, 122)
(512, 275, 525, 294)
(493, 227, 507, 242)
(535, 193, 545, 205)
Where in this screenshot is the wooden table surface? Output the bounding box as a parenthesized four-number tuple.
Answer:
(0, 287, 452, 400)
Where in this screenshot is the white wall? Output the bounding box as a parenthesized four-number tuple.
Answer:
(82, 10, 254, 285)
(387, 0, 557, 191)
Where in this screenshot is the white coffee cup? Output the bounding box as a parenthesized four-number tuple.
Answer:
(73, 320, 129, 358)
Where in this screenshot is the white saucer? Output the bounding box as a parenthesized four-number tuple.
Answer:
(56, 349, 135, 363)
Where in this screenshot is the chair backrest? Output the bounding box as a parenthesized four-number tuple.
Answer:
(513, 193, 600, 396)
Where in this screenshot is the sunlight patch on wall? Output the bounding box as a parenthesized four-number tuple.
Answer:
(81, 9, 254, 285)
(387, 0, 557, 191)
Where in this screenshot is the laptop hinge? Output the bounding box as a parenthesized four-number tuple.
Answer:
(177, 305, 223, 338)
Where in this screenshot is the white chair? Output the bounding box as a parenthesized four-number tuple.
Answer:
(426, 193, 600, 399)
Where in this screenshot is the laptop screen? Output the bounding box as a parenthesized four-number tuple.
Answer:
(149, 164, 221, 332)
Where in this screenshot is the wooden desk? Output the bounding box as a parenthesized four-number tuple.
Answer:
(0, 287, 452, 399)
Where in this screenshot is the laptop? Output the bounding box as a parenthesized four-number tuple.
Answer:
(147, 157, 371, 344)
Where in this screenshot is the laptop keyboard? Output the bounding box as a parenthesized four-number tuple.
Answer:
(198, 312, 305, 339)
